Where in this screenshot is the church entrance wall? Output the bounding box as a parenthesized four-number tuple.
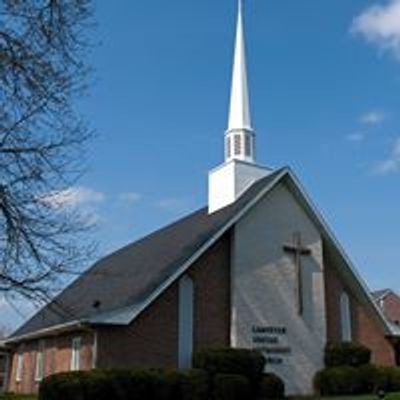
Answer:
(231, 182, 327, 395)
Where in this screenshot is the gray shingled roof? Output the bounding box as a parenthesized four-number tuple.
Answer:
(11, 169, 285, 339)
(371, 289, 391, 300)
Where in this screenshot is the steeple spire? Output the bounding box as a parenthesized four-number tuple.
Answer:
(225, 0, 255, 163)
(208, 0, 271, 214)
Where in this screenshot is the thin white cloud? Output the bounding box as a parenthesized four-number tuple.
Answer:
(156, 198, 189, 212)
(351, 0, 400, 61)
(360, 111, 386, 125)
(39, 186, 106, 228)
(42, 186, 105, 209)
(347, 132, 365, 142)
(374, 137, 400, 174)
(118, 192, 142, 204)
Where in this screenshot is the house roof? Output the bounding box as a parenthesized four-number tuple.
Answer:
(10, 168, 285, 341)
(372, 289, 392, 301)
(9, 166, 396, 342)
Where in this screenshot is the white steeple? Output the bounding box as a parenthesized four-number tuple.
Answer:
(208, 0, 271, 214)
(225, 0, 255, 163)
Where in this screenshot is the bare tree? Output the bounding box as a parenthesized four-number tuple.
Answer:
(0, 0, 95, 304)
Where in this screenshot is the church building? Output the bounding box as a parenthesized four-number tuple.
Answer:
(3, 1, 399, 395)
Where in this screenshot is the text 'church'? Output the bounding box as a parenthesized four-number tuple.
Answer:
(3, 1, 400, 395)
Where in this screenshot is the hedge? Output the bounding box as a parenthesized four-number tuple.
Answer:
(376, 367, 400, 393)
(192, 348, 265, 386)
(39, 348, 286, 400)
(314, 365, 400, 396)
(314, 366, 361, 396)
(162, 369, 210, 400)
(213, 374, 251, 400)
(324, 342, 371, 367)
(39, 368, 209, 400)
(258, 373, 285, 399)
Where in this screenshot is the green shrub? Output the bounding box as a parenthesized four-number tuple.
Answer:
(314, 364, 400, 396)
(324, 342, 371, 367)
(39, 368, 208, 400)
(193, 348, 265, 386)
(257, 373, 285, 399)
(314, 366, 362, 396)
(357, 364, 381, 394)
(213, 374, 251, 400)
(375, 366, 400, 393)
(39, 371, 87, 400)
(163, 369, 209, 400)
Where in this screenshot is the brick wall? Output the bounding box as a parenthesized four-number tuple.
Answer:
(7, 331, 93, 394)
(324, 250, 395, 366)
(381, 292, 400, 325)
(96, 283, 179, 369)
(97, 232, 231, 369)
(191, 233, 231, 351)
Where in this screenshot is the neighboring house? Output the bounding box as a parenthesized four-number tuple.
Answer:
(373, 289, 400, 326)
(4, 1, 399, 397)
(373, 289, 400, 366)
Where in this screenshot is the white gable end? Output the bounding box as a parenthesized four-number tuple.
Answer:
(231, 180, 327, 395)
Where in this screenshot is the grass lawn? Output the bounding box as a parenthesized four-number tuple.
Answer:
(1, 393, 400, 400)
(291, 394, 400, 400)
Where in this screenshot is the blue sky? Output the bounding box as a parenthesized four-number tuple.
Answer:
(2, 0, 400, 330)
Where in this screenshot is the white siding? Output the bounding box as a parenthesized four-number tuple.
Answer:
(231, 182, 327, 395)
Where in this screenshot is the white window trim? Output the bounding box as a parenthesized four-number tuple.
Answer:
(340, 292, 352, 341)
(35, 340, 45, 382)
(15, 351, 24, 383)
(70, 337, 82, 371)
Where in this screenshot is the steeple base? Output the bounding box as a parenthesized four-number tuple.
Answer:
(208, 160, 272, 214)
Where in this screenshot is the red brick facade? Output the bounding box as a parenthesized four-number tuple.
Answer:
(324, 250, 395, 365)
(7, 331, 93, 394)
(96, 232, 231, 369)
(96, 284, 179, 369)
(378, 292, 400, 325)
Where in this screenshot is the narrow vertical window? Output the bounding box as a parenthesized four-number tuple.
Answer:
(226, 136, 231, 159)
(15, 351, 23, 383)
(70, 337, 81, 371)
(340, 292, 352, 341)
(35, 340, 45, 382)
(178, 275, 194, 369)
(245, 135, 251, 157)
(234, 135, 241, 156)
